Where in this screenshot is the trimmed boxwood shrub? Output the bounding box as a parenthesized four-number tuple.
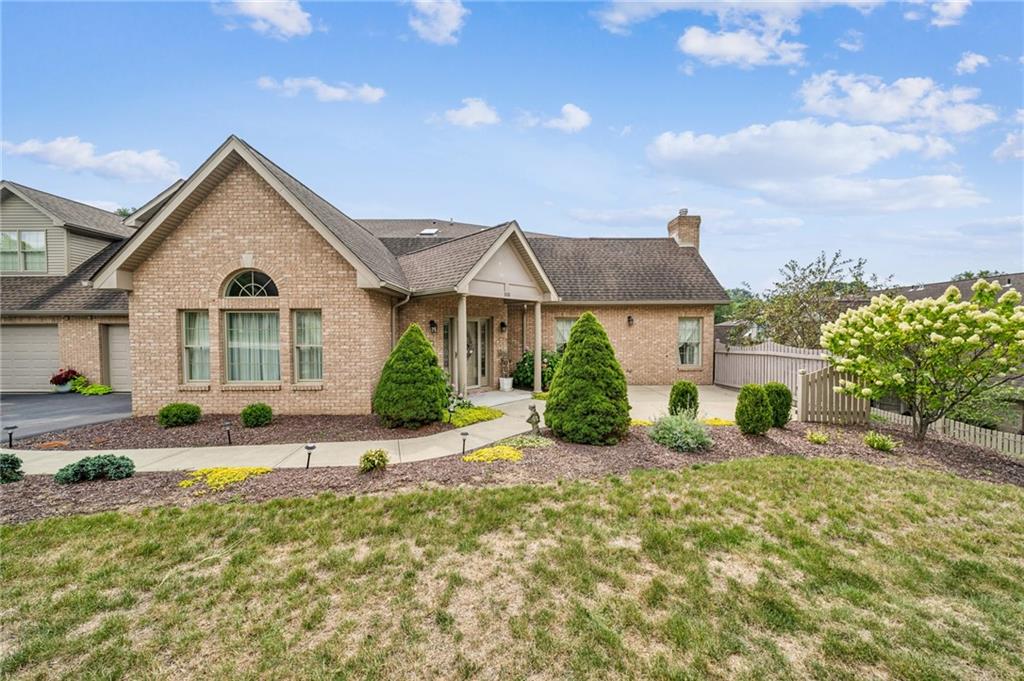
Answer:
(649, 414, 712, 452)
(543, 312, 630, 445)
(373, 323, 447, 428)
(735, 384, 773, 435)
(157, 402, 202, 428)
(763, 382, 793, 428)
(241, 402, 273, 428)
(0, 453, 24, 483)
(54, 455, 135, 484)
(669, 380, 699, 417)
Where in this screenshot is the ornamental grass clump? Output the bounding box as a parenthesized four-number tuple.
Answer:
(763, 382, 793, 428)
(359, 449, 389, 473)
(543, 312, 630, 445)
(864, 431, 898, 452)
(54, 455, 134, 484)
(735, 384, 773, 435)
(179, 467, 271, 492)
(0, 453, 24, 483)
(241, 402, 273, 428)
(649, 414, 712, 453)
(373, 323, 447, 428)
(157, 402, 202, 428)
(462, 445, 522, 463)
(668, 380, 698, 418)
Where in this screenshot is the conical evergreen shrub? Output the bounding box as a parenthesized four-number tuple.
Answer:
(735, 384, 773, 435)
(543, 312, 630, 444)
(762, 382, 793, 428)
(372, 323, 447, 428)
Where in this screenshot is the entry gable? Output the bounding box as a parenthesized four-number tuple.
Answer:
(93, 135, 407, 292)
(459, 222, 558, 301)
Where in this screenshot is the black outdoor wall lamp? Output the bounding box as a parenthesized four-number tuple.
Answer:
(627, 315, 635, 327)
(428, 319, 438, 334)
(499, 321, 508, 333)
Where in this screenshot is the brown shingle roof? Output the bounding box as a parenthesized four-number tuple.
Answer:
(0, 241, 127, 314)
(3, 181, 134, 239)
(883, 272, 1024, 301)
(397, 226, 508, 291)
(358, 218, 490, 239)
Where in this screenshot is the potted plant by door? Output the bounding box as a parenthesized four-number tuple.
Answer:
(50, 368, 81, 393)
(498, 353, 513, 392)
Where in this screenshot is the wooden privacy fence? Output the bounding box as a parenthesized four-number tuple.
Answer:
(870, 408, 1024, 457)
(714, 340, 828, 394)
(797, 366, 870, 425)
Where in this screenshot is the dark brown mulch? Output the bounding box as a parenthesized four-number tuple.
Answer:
(16, 414, 450, 451)
(3, 421, 1023, 525)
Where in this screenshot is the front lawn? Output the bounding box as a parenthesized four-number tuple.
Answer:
(3, 457, 1023, 679)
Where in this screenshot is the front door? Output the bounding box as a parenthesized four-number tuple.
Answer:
(444, 317, 490, 389)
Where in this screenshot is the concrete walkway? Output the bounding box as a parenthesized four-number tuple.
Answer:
(6, 386, 736, 475)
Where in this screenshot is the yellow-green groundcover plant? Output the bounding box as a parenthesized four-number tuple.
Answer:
(822, 279, 1024, 440)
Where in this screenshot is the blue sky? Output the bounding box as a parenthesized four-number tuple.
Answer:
(2, 1, 1021, 290)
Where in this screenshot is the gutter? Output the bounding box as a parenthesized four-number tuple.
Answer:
(1, 309, 128, 317)
(391, 292, 412, 346)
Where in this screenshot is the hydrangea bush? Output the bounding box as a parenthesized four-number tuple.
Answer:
(821, 279, 1024, 440)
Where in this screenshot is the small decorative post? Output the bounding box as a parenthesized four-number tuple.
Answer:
(460, 431, 469, 456)
(527, 404, 541, 435)
(222, 420, 233, 445)
(304, 443, 316, 469)
(3, 425, 17, 449)
(797, 369, 809, 422)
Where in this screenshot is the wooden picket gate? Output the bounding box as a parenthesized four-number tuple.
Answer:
(797, 365, 870, 425)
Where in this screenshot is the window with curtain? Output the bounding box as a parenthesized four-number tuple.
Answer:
(555, 318, 575, 351)
(1, 230, 45, 272)
(181, 311, 210, 381)
(226, 312, 280, 381)
(678, 318, 702, 366)
(225, 270, 278, 297)
(293, 310, 323, 381)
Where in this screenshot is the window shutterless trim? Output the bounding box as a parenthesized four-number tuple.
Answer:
(0, 229, 46, 273)
(223, 310, 281, 383)
(677, 317, 703, 368)
(180, 310, 210, 383)
(292, 309, 323, 383)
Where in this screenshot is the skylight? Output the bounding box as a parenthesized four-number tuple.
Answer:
(419, 228, 439, 236)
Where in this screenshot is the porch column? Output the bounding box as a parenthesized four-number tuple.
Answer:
(457, 294, 468, 396)
(533, 301, 542, 392)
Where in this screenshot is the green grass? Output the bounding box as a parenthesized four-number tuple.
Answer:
(3, 457, 1023, 679)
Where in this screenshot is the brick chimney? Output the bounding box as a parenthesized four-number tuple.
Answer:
(668, 208, 700, 249)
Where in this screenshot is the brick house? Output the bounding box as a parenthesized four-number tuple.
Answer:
(4, 135, 727, 414)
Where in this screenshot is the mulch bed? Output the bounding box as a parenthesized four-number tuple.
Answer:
(3, 421, 1023, 525)
(15, 414, 451, 451)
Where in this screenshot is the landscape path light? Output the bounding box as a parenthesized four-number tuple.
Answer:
(305, 443, 316, 469)
(222, 420, 233, 446)
(461, 431, 469, 456)
(3, 425, 16, 449)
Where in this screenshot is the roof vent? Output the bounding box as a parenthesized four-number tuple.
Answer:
(679, 208, 688, 216)
(419, 228, 439, 236)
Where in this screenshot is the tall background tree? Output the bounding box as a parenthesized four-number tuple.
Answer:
(115, 207, 136, 218)
(735, 251, 889, 348)
(951, 270, 1004, 281)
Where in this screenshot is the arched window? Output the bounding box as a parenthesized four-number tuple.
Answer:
(225, 270, 278, 297)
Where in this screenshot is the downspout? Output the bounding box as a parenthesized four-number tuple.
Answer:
(391, 293, 412, 347)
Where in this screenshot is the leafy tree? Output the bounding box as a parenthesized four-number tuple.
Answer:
(821, 279, 1024, 440)
(372, 323, 447, 428)
(115, 207, 136, 218)
(715, 286, 755, 324)
(952, 270, 1004, 281)
(948, 385, 1022, 430)
(736, 251, 889, 348)
(544, 312, 630, 444)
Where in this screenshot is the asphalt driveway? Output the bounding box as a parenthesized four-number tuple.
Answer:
(0, 392, 132, 441)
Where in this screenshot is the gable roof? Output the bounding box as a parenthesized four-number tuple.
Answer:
(122, 179, 185, 227)
(883, 272, 1024, 302)
(398, 225, 509, 291)
(359, 218, 491, 239)
(528, 237, 728, 303)
(1, 181, 134, 239)
(0, 240, 127, 315)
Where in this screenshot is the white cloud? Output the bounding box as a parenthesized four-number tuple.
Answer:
(444, 98, 500, 127)
(594, 2, 879, 35)
(222, 1, 313, 39)
(646, 119, 982, 212)
(543, 104, 592, 133)
(257, 76, 385, 103)
(955, 51, 989, 75)
(836, 28, 864, 52)
(799, 71, 998, 133)
(678, 26, 805, 67)
(408, 0, 468, 45)
(516, 110, 541, 128)
(1, 136, 179, 182)
(929, 0, 971, 27)
(993, 109, 1023, 160)
(568, 204, 678, 226)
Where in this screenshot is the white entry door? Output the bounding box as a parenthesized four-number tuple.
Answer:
(444, 318, 490, 389)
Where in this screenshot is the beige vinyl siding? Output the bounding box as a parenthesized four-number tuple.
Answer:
(68, 232, 112, 270)
(0, 194, 66, 275)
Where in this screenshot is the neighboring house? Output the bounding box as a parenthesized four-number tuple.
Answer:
(7, 135, 727, 413)
(0, 181, 139, 392)
(714, 319, 760, 345)
(883, 272, 1024, 301)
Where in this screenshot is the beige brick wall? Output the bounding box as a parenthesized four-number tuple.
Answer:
(128, 162, 394, 416)
(2, 314, 128, 383)
(518, 304, 716, 385)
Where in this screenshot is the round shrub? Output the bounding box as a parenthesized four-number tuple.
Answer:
(359, 448, 389, 473)
(669, 380, 699, 417)
(543, 312, 630, 445)
(762, 382, 793, 428)
(0, 453, 24, 483)
(157, 402, 202, 428)
(373, 323, 447, 428)
(512, 350, 562, 391)
(54, 454, 135, 484)
(649, 414, 712, 452)
(241, 402, 273, 428)
(735, 384, 773, 435)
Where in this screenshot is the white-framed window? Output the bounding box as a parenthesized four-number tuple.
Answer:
(181, 311, 210, 382)
(1, 230, 46, 272)
(293, 310, 323, 382)
(555, 318, 575, 351)
(225, 270, 278, 297)
(678, 318, 702, 366)
(225, 311, 280, 381)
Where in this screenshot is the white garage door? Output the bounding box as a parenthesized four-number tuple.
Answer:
(1, 325, 60, 393)
(105, 325, 132, 392)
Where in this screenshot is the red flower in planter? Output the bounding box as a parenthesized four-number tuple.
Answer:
(49, 368, 81, 386)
